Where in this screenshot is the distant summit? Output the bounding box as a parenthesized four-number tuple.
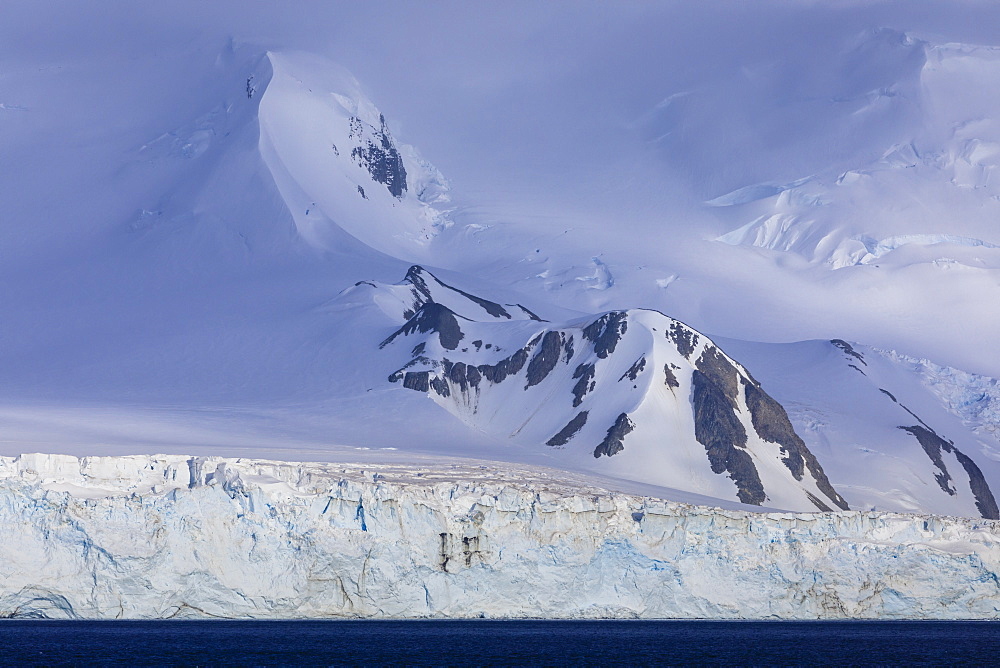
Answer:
(259, 52, 451, 256)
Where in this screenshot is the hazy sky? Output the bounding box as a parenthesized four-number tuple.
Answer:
(6, 1, 1000, 213)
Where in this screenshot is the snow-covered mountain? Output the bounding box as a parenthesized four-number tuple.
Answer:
(722, 338, 1000, 519)
(360, 266, 846, 512)
(2, 5, 1000, 527)
(259, 52, 452, 257)
(333, 265, 999, 518)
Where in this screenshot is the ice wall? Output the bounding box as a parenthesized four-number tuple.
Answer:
(0, 454, 997, 619)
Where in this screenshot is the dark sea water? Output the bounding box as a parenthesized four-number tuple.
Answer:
(0, 619, 996, 666)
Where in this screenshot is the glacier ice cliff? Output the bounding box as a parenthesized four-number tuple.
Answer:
(1, 453, 998, 620)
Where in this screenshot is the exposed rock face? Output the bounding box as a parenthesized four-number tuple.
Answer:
(403, 265, 521, 321)
(620, 357, 646, 383)
(695, 347, 740, 404)
(370, 265, 540, 325)
(669, 322, 700, 360)
(691, 367, 762, 505)
(594, 413, 635, 458)
(526, 331, 564, 388)
(831, 339, 867, 365)
(687, 345, 849, 511)
(381, 302, 467, 351)
(547, 412, 589, 447)
(572, 363, 596, 407)
(900, 425, 999, 520)
(832, 339, 869, 375)
(1, 454, 998, 620)
(582, 312, 628, 359)
(663, 364, 680, 389)
(477, 349, 530, 385)
(743, 382, 848, 511)
(349, 113, 407, 198)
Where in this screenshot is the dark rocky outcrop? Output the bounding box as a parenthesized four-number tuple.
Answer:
(517, 305, 545, 321)
(900, 425, 999, 519)
(442, 360, 481, 395)
(663, 364, 679, 390)
(619, 357, 646, 383)
(688, 345, 846, 509)
(349, 114, 407, 199)
(405, 265, 514, 320)
(387, 354, 433, 384)
(953, 449, 1000, 520)
(901, 425, 957, 495)
(594, 413, 634, 458)
(466, 365, 482, 388)
(403, 266, 541, 323)
(571, 363, 596, 407)
(547, 412, 589, 447)
(689, 346, 767, 505)
(745, 382, 806, 479)
(583, 312, 628, 359)
(691, 369, 764, 505)
(477, 348, 529, 385)
(831, 339, 867, 366)
(525, 332, 563, 388)
(380, 302, 466, 351)
(562, 335, 575, 363)
(744, 382, 849, 510)
(669, 322, 699, 359)
(694, 347, 740, 404)
(898, 403, 934, 432)
(429, 375, 450, 397)
(804, 491, 833, 513)
(402, 371, 429, 392)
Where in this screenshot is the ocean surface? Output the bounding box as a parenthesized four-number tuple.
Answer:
(0, 619, 996, 666)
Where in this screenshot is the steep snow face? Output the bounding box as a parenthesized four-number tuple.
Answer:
(1, 454, 997, 620)
(721, 338, 1000, 520)
(873, 349, 1000, 450)
(367, 267, 846, 513)
(258, 52, 451, 257)
(713, 37, 1000, 272)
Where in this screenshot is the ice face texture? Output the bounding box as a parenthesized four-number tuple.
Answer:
(2, 454, 997, 620)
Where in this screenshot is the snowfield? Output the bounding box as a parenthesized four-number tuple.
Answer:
(3, 2, 1000, 620)
(2, 453, 998, 620)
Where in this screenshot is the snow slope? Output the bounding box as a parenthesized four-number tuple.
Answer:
(1, 8, 1000, 524)
(1, 453, 997, 620)
(259, 51, 451, 257)
(722, 338, 1000, 519)
(712, 37, 1000, 270)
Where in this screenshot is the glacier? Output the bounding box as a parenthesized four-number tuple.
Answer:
(2, 453, 998, 620)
